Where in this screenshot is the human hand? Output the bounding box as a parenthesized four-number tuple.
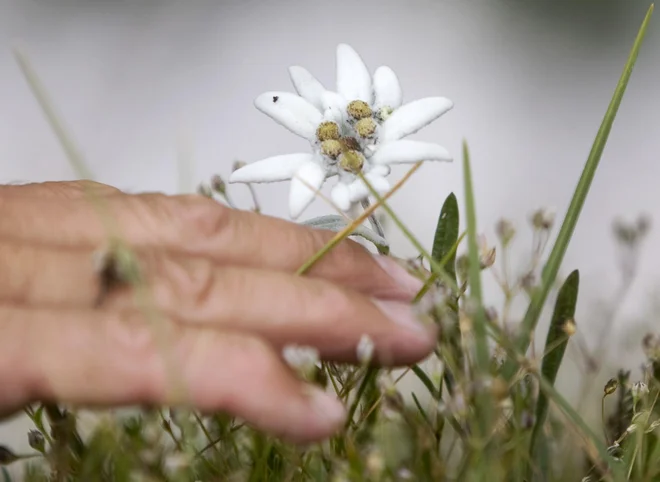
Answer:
(0, 181, 437, 443)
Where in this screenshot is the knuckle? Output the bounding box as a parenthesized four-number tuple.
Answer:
(175, 195, 231, 240)
(155, 256, 217, 311)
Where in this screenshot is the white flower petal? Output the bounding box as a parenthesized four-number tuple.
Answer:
(336, 44, 372, 103)
(229, 153, 315, 184)
(373, 66, 403, 109)
(321, 91, 348, 126)
(289, 66, 326, 112)
(348, 174, 391, 203)
(380, 97, 453, 142)
(368, 164, 391, 177)
(330, 183, 352, 211)
(254, 92, 323, 140)
(370, 140, 452, 165)
(289, 161, 327, 219)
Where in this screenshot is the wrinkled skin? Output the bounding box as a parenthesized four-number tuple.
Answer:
(0, 181, 436, 443)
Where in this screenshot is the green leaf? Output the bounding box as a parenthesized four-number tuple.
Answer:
(529, 270, 580, 477)
(432, 192, 459, 284)
(503, 4, 654, 381)
(301, 215, 389, 254)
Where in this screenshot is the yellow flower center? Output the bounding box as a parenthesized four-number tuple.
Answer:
(316, 121, 340, 142)
(321, 140, 342, 159)
(355, 118, 376, 138)
(347, 100, 372, 120)
(339, 150, 364, 173)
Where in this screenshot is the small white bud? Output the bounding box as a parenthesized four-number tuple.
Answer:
(357, 334, 375, 365)
(282, 345, 319, 377)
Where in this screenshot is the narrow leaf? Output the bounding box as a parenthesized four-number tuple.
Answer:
(529, 270, 580, 476)
(301, 215, 389, 254)
(504, 4, 654, 380)
(432, 192, 459, 284)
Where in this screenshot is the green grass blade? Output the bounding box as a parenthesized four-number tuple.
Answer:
(462, 141, 489, 374)
(432, 192, 459, 284)
(503, 4, 654, 380)
(529, 270, 580, 477)
(462, 141, 493, 440)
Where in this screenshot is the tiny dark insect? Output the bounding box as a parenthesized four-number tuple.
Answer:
(273, 96, 279, 103)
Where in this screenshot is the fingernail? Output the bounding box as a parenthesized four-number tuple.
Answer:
(373, 299, 437, 338)
(307, 387, 346, 426)
(372, 255, 425, 298)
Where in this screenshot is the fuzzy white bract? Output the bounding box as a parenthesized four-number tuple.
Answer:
(229, 44, 454, 219)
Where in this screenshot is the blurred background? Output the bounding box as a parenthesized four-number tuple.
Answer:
(1, 0, 659, 455)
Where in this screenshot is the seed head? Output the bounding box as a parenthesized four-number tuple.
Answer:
(28, 430, 45, 453)
(339, 150, 364, 173)
(495, 218, 516, 246)
(355, 118, 377, 138)
(347, 100, 372, 120)
(604, 378, 618, 396)
(316, 121, 340, 141)
(531, 207, 556, 231)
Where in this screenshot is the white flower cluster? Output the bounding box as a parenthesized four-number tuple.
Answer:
(230, 44, 454, 219)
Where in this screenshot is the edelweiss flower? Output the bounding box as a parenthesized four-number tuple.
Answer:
(230, 43, 454, 219)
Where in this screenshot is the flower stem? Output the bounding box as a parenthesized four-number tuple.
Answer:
(360, 198, 386, 238)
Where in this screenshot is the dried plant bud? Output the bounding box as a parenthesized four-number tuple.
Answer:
(530, 207, 556, 231)
(338, 150, 365, 173)
(355, 118, 377, 138)
(27, 430, 45, 453)
(604, 378, 619, 396)
(232, 160, 247, 171)
(357, 334, 375, 365)
(478, 235, 496, 269)
(316, 121, 341, 141)
(347, 100, 372, 120)
(376, 106, 394, 122)
(495, 218, 516, 246)
(562, 318, 577, 336)
(642, 333, 660, 361)
(211, 174, 226, 195)
(632, 381, 649, 402)
(197, 183, 213, 198)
